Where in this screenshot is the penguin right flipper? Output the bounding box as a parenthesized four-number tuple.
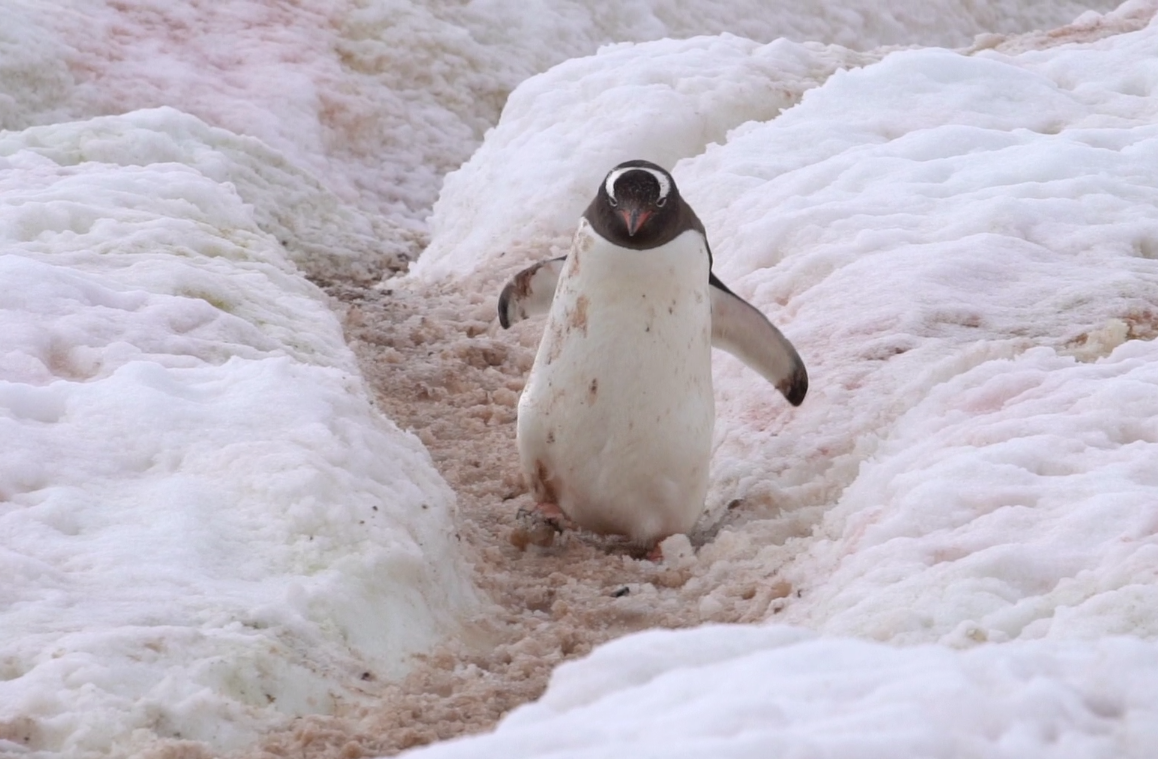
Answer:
(709, 275, 808, 406)
(498, 256, 567, 328)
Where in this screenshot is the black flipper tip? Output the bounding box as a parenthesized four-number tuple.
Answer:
(781, 365, 808, 407)
(497, 286, 513, 329)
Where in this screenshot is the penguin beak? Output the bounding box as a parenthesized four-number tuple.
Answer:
(620, 207, 652, 236)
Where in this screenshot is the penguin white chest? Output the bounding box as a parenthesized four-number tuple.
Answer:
(517, 221, 714, 544)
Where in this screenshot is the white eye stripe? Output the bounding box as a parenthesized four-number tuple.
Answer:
(604, 168, 631, 202)
(604, 166, 672, 203)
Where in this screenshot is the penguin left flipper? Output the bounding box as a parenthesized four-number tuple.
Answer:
(709, 275, 808, 406)
(498, 256, 567, 328)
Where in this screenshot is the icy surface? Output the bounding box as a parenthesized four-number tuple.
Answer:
(0, 112, 479, 756)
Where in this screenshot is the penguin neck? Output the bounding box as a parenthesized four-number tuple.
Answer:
(566, 221, 710, 304)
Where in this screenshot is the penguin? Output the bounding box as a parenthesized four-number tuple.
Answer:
(498, 159, 806, 550)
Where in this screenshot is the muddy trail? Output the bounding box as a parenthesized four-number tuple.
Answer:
(229, 271, 793, 759)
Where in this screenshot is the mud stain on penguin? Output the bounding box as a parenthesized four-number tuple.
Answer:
(531, 459, 559, 504)
(568, 295, 589, 336)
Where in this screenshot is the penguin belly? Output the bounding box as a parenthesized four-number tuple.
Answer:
(517, 223, 714, 545)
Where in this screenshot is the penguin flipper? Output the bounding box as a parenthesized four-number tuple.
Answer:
(709, 280, 808, 406)
(498, 256, 566, 328)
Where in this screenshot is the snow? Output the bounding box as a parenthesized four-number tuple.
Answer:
(399, 1, 1158, 757)
(413, 36, 881, 280)
(3, 0, 1156, 757)
(5, 0, 1113, 240)
(0, 112, 480, 756)
(681, 16, 1158, 644)
(399, 626, 1158, 758)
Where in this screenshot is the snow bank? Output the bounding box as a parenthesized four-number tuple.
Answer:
(6, 0, 1114, 238)
(401, 625, 1158, 758)
(776, 340, 1158, 644)
(687, 10, 1158, 639)
(1, 107, 416, 282)
(0, 109, 479, 758)
(413, 36, 879, 280)
(417, 3, 1149, 282)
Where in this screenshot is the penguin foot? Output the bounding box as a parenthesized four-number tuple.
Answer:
(522, 501, 568, 528)
(510, 503, 571, 550)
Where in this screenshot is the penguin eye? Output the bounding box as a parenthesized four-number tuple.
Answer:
(608, 197, 618, 207)
(656, 196, 667, 207)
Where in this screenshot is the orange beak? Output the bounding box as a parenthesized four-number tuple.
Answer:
(620, 207, 652, 236)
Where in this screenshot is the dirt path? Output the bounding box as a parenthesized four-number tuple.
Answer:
(237, 271, 791, 759)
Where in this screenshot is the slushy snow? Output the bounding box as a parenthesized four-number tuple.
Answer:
(1, 0, 1156, 757)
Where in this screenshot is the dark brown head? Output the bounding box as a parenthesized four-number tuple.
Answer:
(583, 160, 706, 251)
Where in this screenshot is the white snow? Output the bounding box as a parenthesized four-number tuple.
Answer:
(5, 0, 1114, 237)
(399, 625, 1158, 758)
(0, 112, 479, 756)
(686, 16, 1158, 643)
(402, 1, 1158, 757)
(413, 36, 881, 280)
(3, 0, 1156, 757)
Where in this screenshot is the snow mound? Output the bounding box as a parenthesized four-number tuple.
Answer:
(778, 340, 1158, 643)
(685, 14, 1158, 640)
(0, 111, 479, 758)
(400, 625, 1158, 758)
(1, 107, 413, 282)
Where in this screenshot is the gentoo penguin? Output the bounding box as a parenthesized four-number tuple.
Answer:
(498, 159, 806, 550)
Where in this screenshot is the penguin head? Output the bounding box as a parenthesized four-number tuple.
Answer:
(583, 160, 707, 253)
(596, 160, 680, 239)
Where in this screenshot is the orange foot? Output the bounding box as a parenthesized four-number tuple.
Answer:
(644, 544, 664, 562)
(521, 502, 572, 532)
(528, 502, 567, 524)
(510, 502, 571, 550)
